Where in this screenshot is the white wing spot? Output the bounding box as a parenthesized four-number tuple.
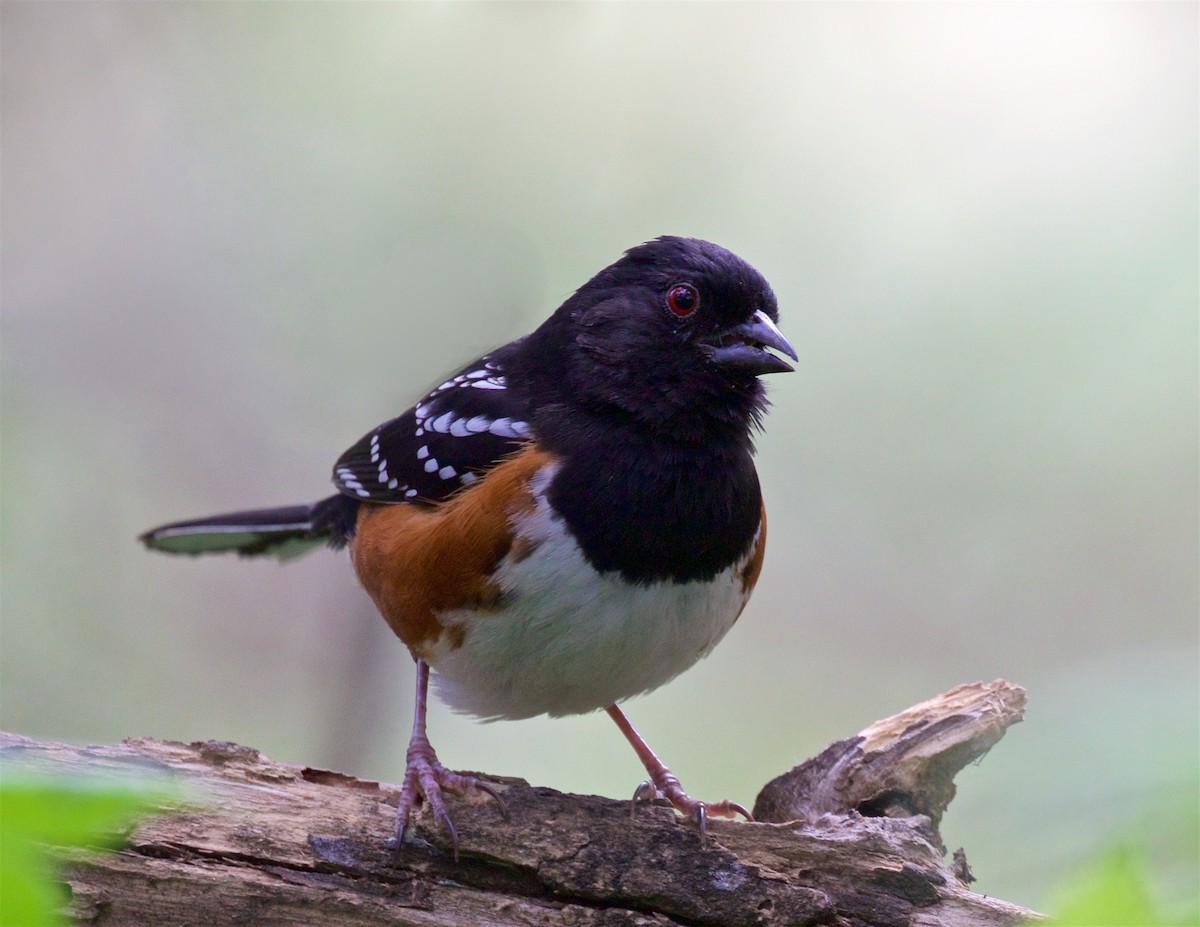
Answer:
(438, 465, 457, 480)
(405, 488, 418, 498)
(336, 467, 370, 497)
(388, 479, 400, 490)
(449, 417, 473, 438)
(488, 418, 530, 439)
(430, 411, 456, 433)
(417, 445, 430, 460)
(424, 458, 439, 473)
(460, 472, 478, 486)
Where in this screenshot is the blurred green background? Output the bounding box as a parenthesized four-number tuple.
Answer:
(2, 1, 1196, 916)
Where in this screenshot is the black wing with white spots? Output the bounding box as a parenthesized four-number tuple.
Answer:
(332, 344, 532, 505)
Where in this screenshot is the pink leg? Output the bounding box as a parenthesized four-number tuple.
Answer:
(606, 704, 752, 840)
(394, 659, 505, 858)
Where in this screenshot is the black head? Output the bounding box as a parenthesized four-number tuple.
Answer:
(515, 237, 795, 443)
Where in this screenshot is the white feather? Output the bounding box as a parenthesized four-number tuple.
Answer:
(429, 465, 758, 721)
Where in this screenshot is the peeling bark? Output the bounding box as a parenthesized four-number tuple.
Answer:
(2, 680, 1039, 926)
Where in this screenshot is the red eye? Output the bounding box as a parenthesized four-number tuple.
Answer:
(666, 284, 699, 317)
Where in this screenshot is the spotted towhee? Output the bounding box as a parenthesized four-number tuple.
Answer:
(142, 236, 796, 850)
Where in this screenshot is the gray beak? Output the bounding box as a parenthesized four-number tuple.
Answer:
(702, 309, 798, 375)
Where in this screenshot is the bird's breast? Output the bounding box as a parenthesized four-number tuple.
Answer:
(350, 442, 766, 722)
(427, 463, 765, 720)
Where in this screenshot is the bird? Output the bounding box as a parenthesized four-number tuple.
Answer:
(141, 236, 796, 852)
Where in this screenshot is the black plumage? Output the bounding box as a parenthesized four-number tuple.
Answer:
(142, 236, 795, 584)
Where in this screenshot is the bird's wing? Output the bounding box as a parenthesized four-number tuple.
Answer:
(332, 343, 532, 505)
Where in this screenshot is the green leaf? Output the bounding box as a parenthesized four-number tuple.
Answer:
(0, 772, 181, 927)
(1048, 845, 1171, 927)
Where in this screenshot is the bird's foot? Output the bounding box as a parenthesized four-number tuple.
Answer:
(630, 768, 753, 842)
(393, 732, 506, 860)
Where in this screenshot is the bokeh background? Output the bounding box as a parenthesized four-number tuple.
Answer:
(2, 1, 1196, 916)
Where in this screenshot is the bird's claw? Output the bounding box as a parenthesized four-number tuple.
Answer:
(629, 779, 658, 818)
(629, 776, 752, 843)
(393, 740, 506, 862)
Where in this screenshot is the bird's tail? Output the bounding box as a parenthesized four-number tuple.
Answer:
(139, 494, 358, 561)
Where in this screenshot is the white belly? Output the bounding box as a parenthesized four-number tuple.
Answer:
(428, 467, 758, 721)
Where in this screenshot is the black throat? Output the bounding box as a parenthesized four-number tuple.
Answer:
(538, 407, 764, 585)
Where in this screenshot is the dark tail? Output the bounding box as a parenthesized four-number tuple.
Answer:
(139, 494, 358, 561)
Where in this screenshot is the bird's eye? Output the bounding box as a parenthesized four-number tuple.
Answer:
(666, 284, 699, 317)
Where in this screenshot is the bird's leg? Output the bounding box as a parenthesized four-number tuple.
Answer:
(606, 703, 753, 841)
(393, 659, 506, 859)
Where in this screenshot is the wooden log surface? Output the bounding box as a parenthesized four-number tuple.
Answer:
(2, 679, 1039, 927)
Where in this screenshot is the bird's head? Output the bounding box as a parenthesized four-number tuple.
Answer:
(523, 237, 796, 442)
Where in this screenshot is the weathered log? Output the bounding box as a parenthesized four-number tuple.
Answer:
(754, 680, 1028, 828)
(1, 679, 1039, 926)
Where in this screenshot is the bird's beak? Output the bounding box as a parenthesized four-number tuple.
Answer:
(702, 310, 798, 375)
